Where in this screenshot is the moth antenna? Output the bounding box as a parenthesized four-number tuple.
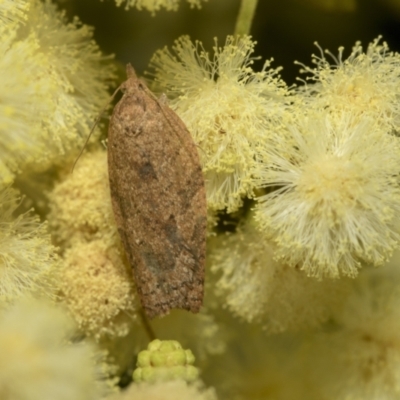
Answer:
(71, 83, 124, 173)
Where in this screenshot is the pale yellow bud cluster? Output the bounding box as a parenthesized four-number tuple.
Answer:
(133, 339, 199, 383)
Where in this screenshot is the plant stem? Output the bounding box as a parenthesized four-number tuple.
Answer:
(234, 0, 259, 36)
(139, 308, 156, 341)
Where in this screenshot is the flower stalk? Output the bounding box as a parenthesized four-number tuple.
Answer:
(234, 0, 259, 36)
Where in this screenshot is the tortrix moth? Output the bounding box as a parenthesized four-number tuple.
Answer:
(107, 64, 207, 318)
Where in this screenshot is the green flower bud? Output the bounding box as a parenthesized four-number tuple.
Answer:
(137, 350, 151, 367)
(133, 339, 199, 383)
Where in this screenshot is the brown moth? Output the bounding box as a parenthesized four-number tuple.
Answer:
(107, 64, 207, 318)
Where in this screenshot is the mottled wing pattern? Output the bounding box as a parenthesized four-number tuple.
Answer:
(107, 65, 206, 318)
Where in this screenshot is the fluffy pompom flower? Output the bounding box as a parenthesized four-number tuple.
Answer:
(48, 149, 116, 248)
(211, 216, 350, 332)
(0, 297, 115, 400)
(0, 0, 115, 184)
(59, 239, 138, 340)
(0, 187, 58, 304)
(297, 37, 400, 132)
(48, 150, 138, 340)
(254, 112, 400, 278)
(113, 0, 206, 12)
(0, 27, 55, 185)
(108, 380, 217, 400)
(148, 35, 291, 212)
(0, 0, 29, 24)
(299, 270, 400, 400)
(19, 0, 116, 159)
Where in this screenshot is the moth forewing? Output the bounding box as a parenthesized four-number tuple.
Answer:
(107, 64, 207, 318)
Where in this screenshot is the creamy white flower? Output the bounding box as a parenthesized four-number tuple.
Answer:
(149, 35, 291, 212)
(0, 187, 58, 304)
(0, 298, 114, 399)
(254, 112, 400, 278)
(211, 216, 350, 331)
(0, 0, 29, 24)
(297, 37, 400, 132)
(0, 0, 116, 184)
